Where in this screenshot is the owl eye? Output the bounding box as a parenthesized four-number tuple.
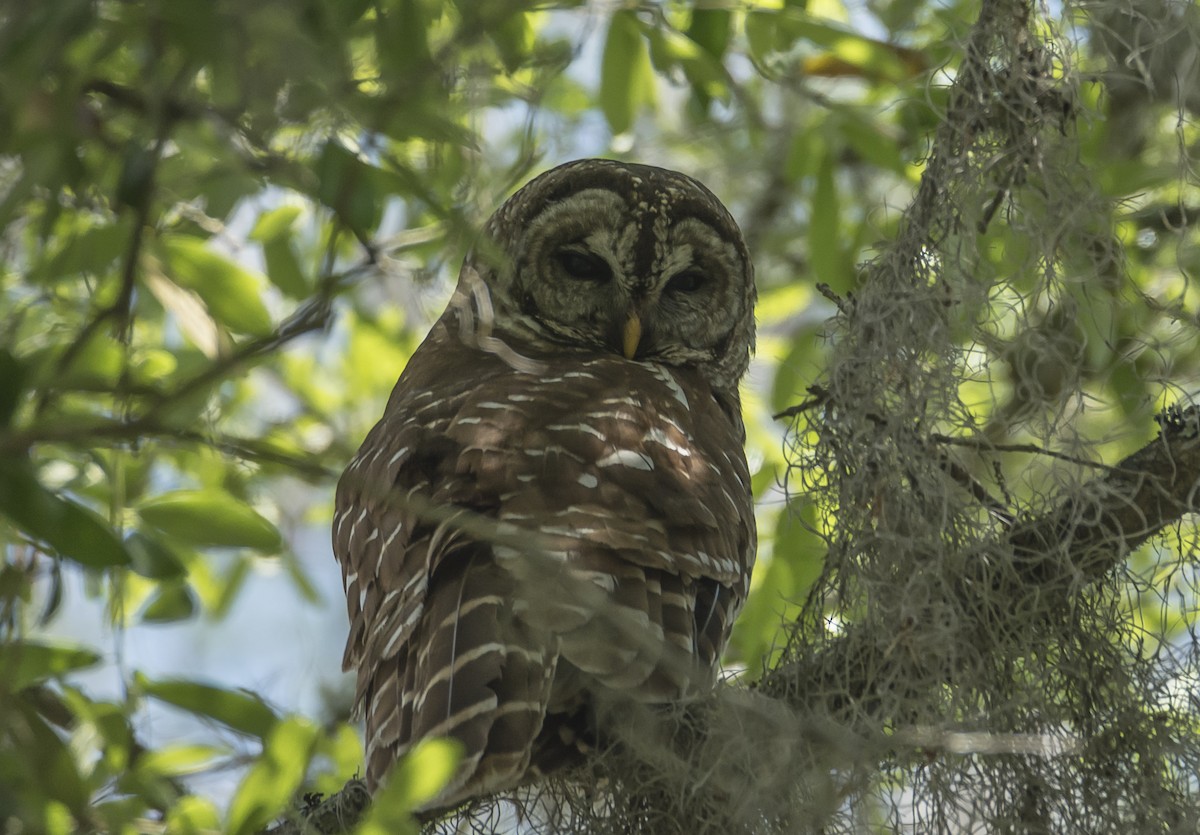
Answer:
(555, 249, 612, 283)
(666, 268, 706, 294)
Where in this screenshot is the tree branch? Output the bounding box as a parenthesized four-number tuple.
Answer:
(1004, 405, 1200, 585)
(763, 404, 1200, 718)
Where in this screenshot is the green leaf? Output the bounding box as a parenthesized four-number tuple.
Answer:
(0, 563, 31, 611)
(377, 0, 431, 80)
(165, 796, 222, 835)
(136, 744, 228, 778)
(687, 9, 732, 61)
(600, 11, 653, 134)
(48, 332, 124, 387)
(784, 128, 819, 182)
(159, 235, 274, 337)
(769, 321, 823, 415)
(225, 716, 320, 835)
(59, 688, 134, 771)
(249, 205, 303, 243)
(488, 10, 534, 72)
(261, 237, 309, 299)
(211, 554, 252, 619)
(279, 547, 321, 605)
(138, 674, 278, 739)
(245, 193, 313, 298)
(0, 640, 102, 690)
(136, 489, 282, 552)
(124, 531, 187, 580)
(809, 148, 849, 290)
(156, 2, 224, 67)
(2, 696, 90, 812)
(645, 25, 727, 102)
(836, 110, 906, 174)
(799, 27, 926, 84)
(35, 218, 130, 284)
(730, 502, 824, 674)
(115, 141, 158, 213)
(0, 347, 27, 427)
(771, 501, 826, 602)
(745, 10, 780, 65)
(0, 462, 132, 569)
(357, 738, 462, 835)
(315, 141, 382, 236)
(317, 723, 366, 788)
(139, 582, 198, 623)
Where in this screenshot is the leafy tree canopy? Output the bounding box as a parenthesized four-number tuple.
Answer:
(2, 0, 1200, 832)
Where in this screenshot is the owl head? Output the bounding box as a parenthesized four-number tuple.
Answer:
(451, 159, 756, 397)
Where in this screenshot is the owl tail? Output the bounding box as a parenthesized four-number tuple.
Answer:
(365, 552, 556, 809)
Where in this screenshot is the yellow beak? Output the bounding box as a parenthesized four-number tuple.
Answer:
(622, 313, 642, 360)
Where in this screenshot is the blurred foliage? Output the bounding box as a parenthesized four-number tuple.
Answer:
(0, 0, 1197, 832)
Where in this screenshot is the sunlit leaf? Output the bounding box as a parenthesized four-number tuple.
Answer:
(136, 489, 282, 552)
(159, 235, 274, 336)
(357, 738, 462, 835)
(57, 335, 124, 387)
(388, 737, 462, 807)
(132, 347, 178, 383)
(225, 716, 320, 835)
(314, 723, 365, 792)
(165, 795, 222, 835)
(136, 743, 228, 778)
(141, 267, 221, 358)
(138, 674, 279, 739)
(250, 205, 303, 243)
(801, 38, 927, 83)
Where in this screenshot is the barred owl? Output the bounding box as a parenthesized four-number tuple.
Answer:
(333, 159, 757, 809)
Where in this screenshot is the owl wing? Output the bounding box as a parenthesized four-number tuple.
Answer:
(333, 324, 756, 801)
(459, 356, 755, 698)
(335, 333, 554, 799)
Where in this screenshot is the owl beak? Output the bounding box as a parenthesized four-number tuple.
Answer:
(622, 313, 642, 359)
